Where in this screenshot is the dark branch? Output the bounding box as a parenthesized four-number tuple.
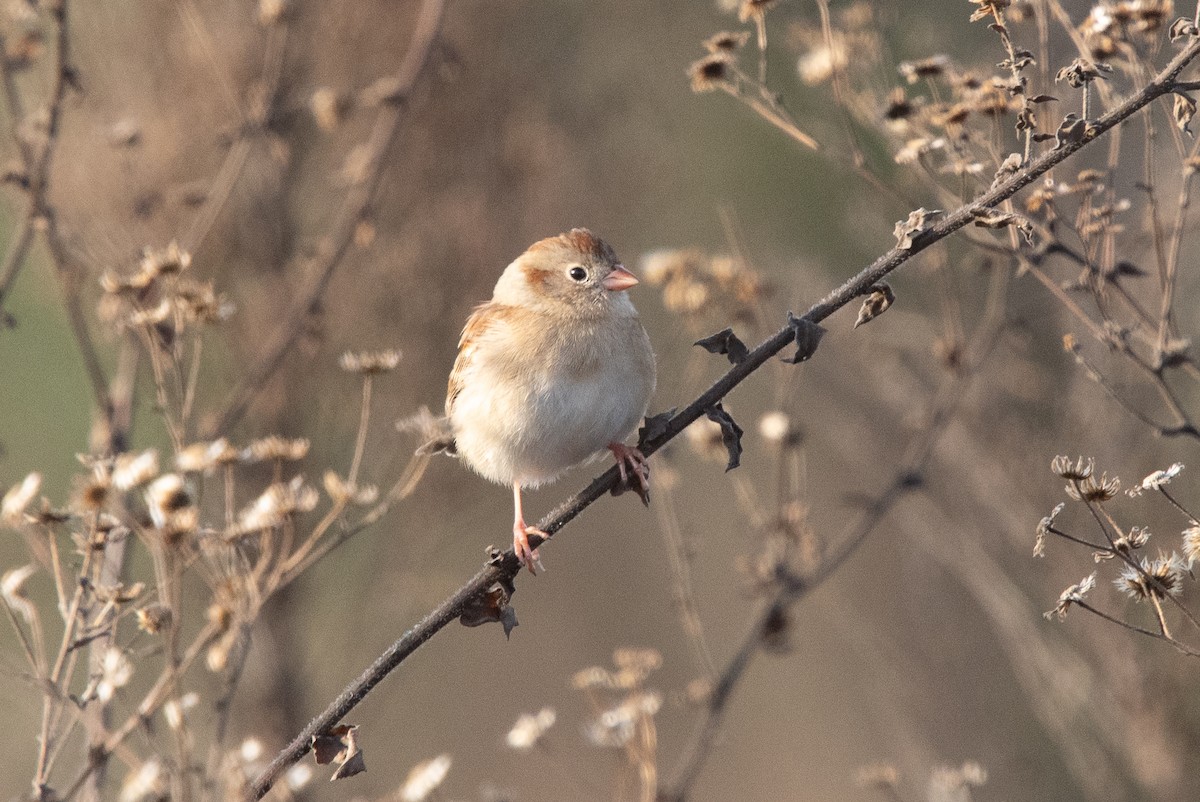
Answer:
(248, 35, 1200, 799)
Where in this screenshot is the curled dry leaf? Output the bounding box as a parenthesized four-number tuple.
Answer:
(854, 283, 896, 328)
(1055, 58, 1111, 88)
(1173, 91, 1196, 136)
(893, 207, 943, 250)
(780, 311, 826, 364)
(312, 724, 366, 779)
(704, 403, 744, 472)
(1054, 114, 1090, 148)
(459, 577, 518, 639)
(1169, 17, 1200, 41)
(312, 724, 356, 765)
(990, 153, 1023, 188)
(971, 208, 1035, 243)
(694, 327, 749, 364)
(637, 408, 676, 450)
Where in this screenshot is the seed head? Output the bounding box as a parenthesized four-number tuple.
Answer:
(1051, 455, 1094, 480)
(1066, 472, 1120, 502)
(688, 53, 735, 93)
(339, 348, 401, 374)
(1044, 572, 1096, 620)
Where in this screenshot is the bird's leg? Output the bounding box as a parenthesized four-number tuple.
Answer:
(512, 482, 547, 574)
(608, 442, 650, 498)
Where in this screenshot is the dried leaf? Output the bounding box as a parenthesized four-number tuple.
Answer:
(893, 207, 942, 250)
(1054, 114, 1089, 148)
(1169, 17, 1200, 41)
(459, 578, 518, 639)
(637, 408, 676, 449)
(971, 208, 1035, 243)
(854, 283, 896, 328)
(1027, 94, 1057, 103)
(991, 153, 1023, 188)
(780, 311, 826, 364)
(1055, 58, 1111, 88)
(704, 403, 743, 472)
(329, 727, 365, 781)
(694, 328, 749, 364)
(331, 748, 366, 780)
(1173, 91, 1196, 136)
(312, 725, 357, 765)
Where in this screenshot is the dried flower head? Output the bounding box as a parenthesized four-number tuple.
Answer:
(1051, 455, 1093, 480)
(1100, 526, 1151, 561)
(73, 458, 114, 512)
(758, 410, 802, 446)
(2, 472, 41, 526)
(1115, 554, 1187, 600)
(688, 52, 735, 93)
(1044, 572, 1096, 620)
(929, 760, 988, 792)
(738, 0, 781, 22)
(112, 450, 160, 491)
(231, 476, 318, 536)
(400, 754, 452, 802)
(704, 31, 751, 53)
(174, 279, 235, 324)
(855, 763, 901, 791)
(899, 55, 951, 84)
(1183, 525, 1200, 566)
(797, 38, 848, 85)
(968, 0, 1010, 21)
(1, 564, 38, 625)
(1034, 502, 1065, 557)
(120, 760, 164, 802)
(505, 707, 556, 750)
(323, 471, 379, 505)
(241, 435, 311, 464)
(310, 87, 344, 131)
(1066, 472, 1120, 502)
(96, 646, 134, 703)
(145, 474, 194, 531)
(176, 438, 240, 473)
(285, 763, 314, 792)
(339, 348, 401, 374)
(1128, 463, 1184, 496)
(258, 0, 290, 25)
(1055, 57, 1112, 88)
(136, 604, 173, 635)
(613, 646, 663, 686)
(585, 692, 662, 748)
(139, 241, 191, 279)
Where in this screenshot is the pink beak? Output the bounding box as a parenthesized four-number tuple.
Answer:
(601, 265, 639, 292)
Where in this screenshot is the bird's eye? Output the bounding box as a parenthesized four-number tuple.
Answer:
(567, 266, 588, 282)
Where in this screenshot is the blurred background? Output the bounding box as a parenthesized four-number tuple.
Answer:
(1, 0, 1198, 800)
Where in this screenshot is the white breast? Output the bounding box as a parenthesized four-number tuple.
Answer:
(449, 311, 654, 488)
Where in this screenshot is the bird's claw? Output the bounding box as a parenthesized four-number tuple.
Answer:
(513, 524, 548, 574)
(608, 442, 650, 505)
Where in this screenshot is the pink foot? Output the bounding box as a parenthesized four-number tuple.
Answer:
(512, 520, 547, 574)
(608, 442, 650, 500)
(511, 482, 546, 574)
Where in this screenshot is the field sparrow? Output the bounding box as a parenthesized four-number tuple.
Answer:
(443, 229, 656, 572)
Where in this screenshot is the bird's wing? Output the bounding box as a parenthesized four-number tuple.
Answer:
(446, 301, 505, 417)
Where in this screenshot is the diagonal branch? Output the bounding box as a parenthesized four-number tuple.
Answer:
(248, 34, 1200, 800)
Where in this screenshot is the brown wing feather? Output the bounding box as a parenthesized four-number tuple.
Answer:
(446, 301, 502, 417)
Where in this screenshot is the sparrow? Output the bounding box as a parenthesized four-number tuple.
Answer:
(442, 228, 656, 572)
